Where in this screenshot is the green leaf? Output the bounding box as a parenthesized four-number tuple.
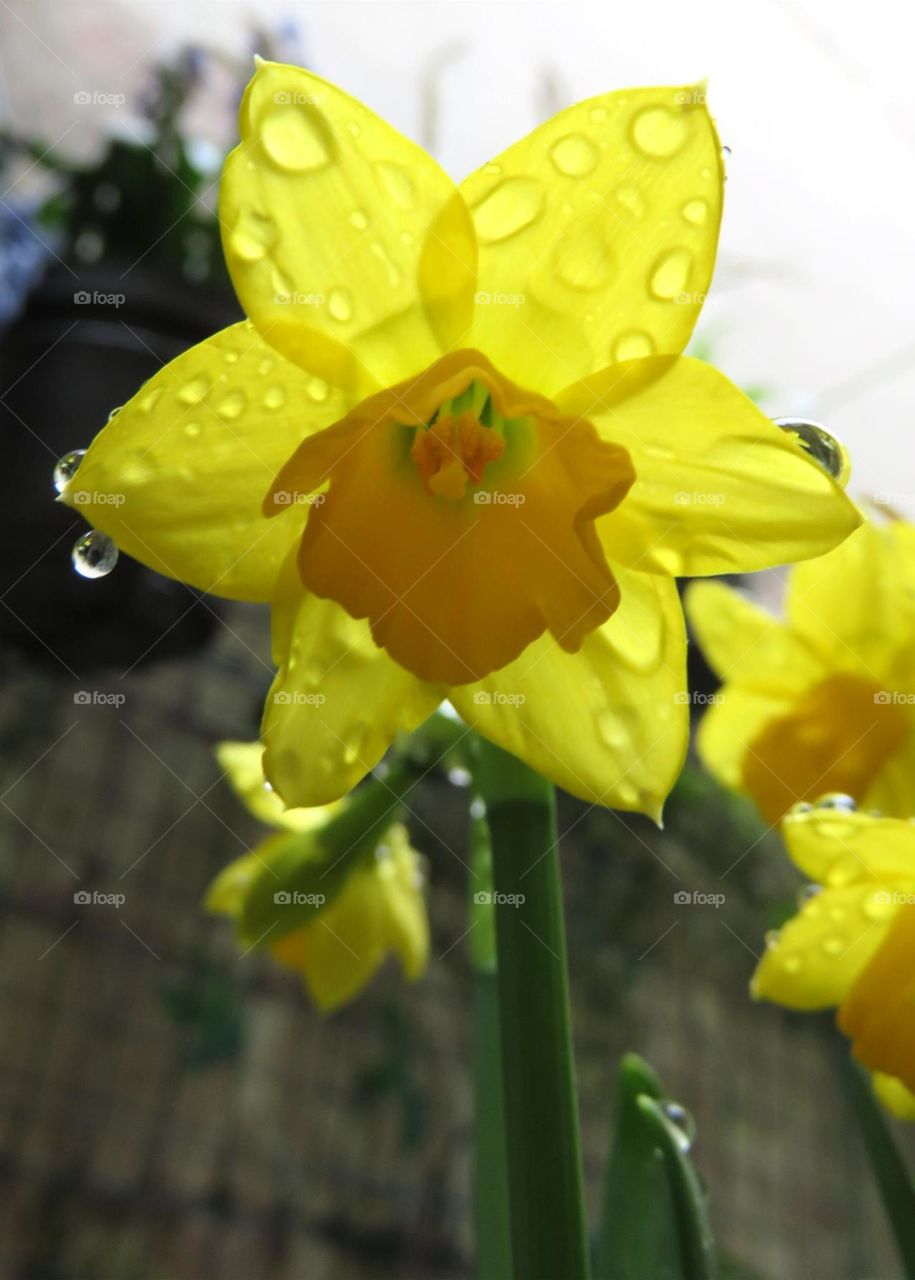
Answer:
(596, 1055, 717, 1280)
(845, 1057, 915, 1278)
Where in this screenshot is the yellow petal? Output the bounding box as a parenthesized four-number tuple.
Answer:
(558, 357, 861, 576)
(204, 833, 291, 916)
(786, 522, 915, 675)
(59, 322, 348, 601)
(685, 581, 824, 694)
(461, 84, 722, 395)
(451, 570, 686, 816)
(872, 1073, 915, 1121)
(695, 685, 791, 792)
(221, 60, 476, 394)
(839, 903, 915, 1093)
(863, 727, 915, 818)
(215, 740, 340, 831)
(263, 565, 441, 807)
(751, 884, 897, 1010)
(781, 807, 915, 887)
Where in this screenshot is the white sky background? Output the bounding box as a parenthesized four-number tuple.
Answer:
(2, 0, 915, 514)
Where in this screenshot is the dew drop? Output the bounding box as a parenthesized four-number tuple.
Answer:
(773, 419, 848, 483)
(139, 387, 162, 414)
(661, 1100, 697, 1153)
(782, 954, 803, 975)
(261, 104, 331, 173)
(549, 132, 599, 177)
(107, 406, 122, 423)
(72, 530, 118, 579)
(788, 800, 814, 816)
(258, 357, 274, 376)
(797, 883, 821, 909)
(328, 288, 353, 323)
(863, 892, 896, 921)
(448, 766, 472, 788)
(649, 248, 693, 300)
(53, 449, 86, 493)
(179, 376, 210, 406)
(589, 105, 609, 124)
(765, 929, 780, 949)
(184, 421, 201, 438)
(263, 385, 286, 410)
(217, 391, 247, 420)
(597, 711, 627, 749)
(822, 935, 845, 957)
(631, 106, 689, 158)
(370, 241, 402, 287)
(224, 351, 239, 365)
(470, 796, 487, 821)
(555, 229, 612, 290)
(350, 209, 369, 230)
(613, 330, 655, 362)
(813, 792, 857, 812)
(681, 198, 708, 226)
(307, 377, 329, 402)
(230, 206, 276, 262)
(471, 177, 544, 244)
(346, 120, 361, 138)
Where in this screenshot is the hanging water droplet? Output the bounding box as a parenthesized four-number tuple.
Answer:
(53, 449, 86, 493)
(773, 418, 848, 482)
(661, 1100, 697, 1152)
(813, 793, 857, 812)
(447, 765, 472, 788)
(787, 800, 813, 816)
(797, 883, 821, 909)
(72, 530, 118, 579)
(107, 405, 122, 423)
(469, 796, 487, 821)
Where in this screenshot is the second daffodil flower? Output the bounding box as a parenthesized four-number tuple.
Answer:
(687, 521, 915, 825)
(752, 801, 915, 1120)
(206, 742, 429, 1011)
(62, 60, 860, 816)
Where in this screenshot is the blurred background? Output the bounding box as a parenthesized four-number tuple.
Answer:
(0, 1, 913, 1277)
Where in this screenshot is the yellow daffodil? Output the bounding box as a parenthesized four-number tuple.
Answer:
(752, 801, 915, 1120)
(62, 60, 859, 816)
(206, 742, 429, 1011)
(687, 521, 915, 825)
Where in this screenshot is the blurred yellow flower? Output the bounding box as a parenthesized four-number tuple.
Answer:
(206, 742, 429, 1011)
(687, 522, 915, 825)
(63, 60, 858, 817)
(751, 801, 915, 1119)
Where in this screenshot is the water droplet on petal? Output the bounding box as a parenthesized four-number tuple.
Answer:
(261, 104, 331, 173)
(773, 419, 848, 483)
(788, 800, 813, 816)
(217, 391, 246, 420)
(307, 377, 329, 403)
(661, 1100, 697, 1152)
(107, 406, 122, 423)
(470, 796, 486, 821)
(258, 357, 274, 376)
(649, 247, 693, 300)
(179, 376, 210, 406)
(589, 106, 609, 124)
(813, 793, 857, 812)
(863, 892, 896, 921)
(471, 177, 544, 244)
(782, 954, 803, 974)
(631, 106, 689, 158)
(350, 209, 369, 230)
(613, 330, 655, 362)
(797, 883, 821, 909)
(72, 530, 118, 578)
(765, 929, 780, 949)
(615, 186, 646, 220)
(681, 198, 708, 226)
(822, 935, 845, 957)
(370, 241, 402, 287)
(139, 388, 162, 414)
(448, 766, 472, 788)
(374, 161, 414, 209)
(549, 132, 599, 177)
(54, 450, 86, 493)
(263, 385, 286, 411)
(554, 228, 612, 290)
(328, 288, 353, 323)
(184, 422, 201, 438)
(230, 206, 276, 262)
(597, 711, 627, 749)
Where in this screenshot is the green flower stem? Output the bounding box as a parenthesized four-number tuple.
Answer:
(469, 804, 513, 1280)
(475, 737, 590, 1280)
(845, 1057, 915, 1278)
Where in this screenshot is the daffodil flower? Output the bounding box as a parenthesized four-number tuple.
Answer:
(752, 800, 915, 1120)
(687, 521, 915, 826)
(206, 742, 428, 1011)
(62, 60, 859, 816)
